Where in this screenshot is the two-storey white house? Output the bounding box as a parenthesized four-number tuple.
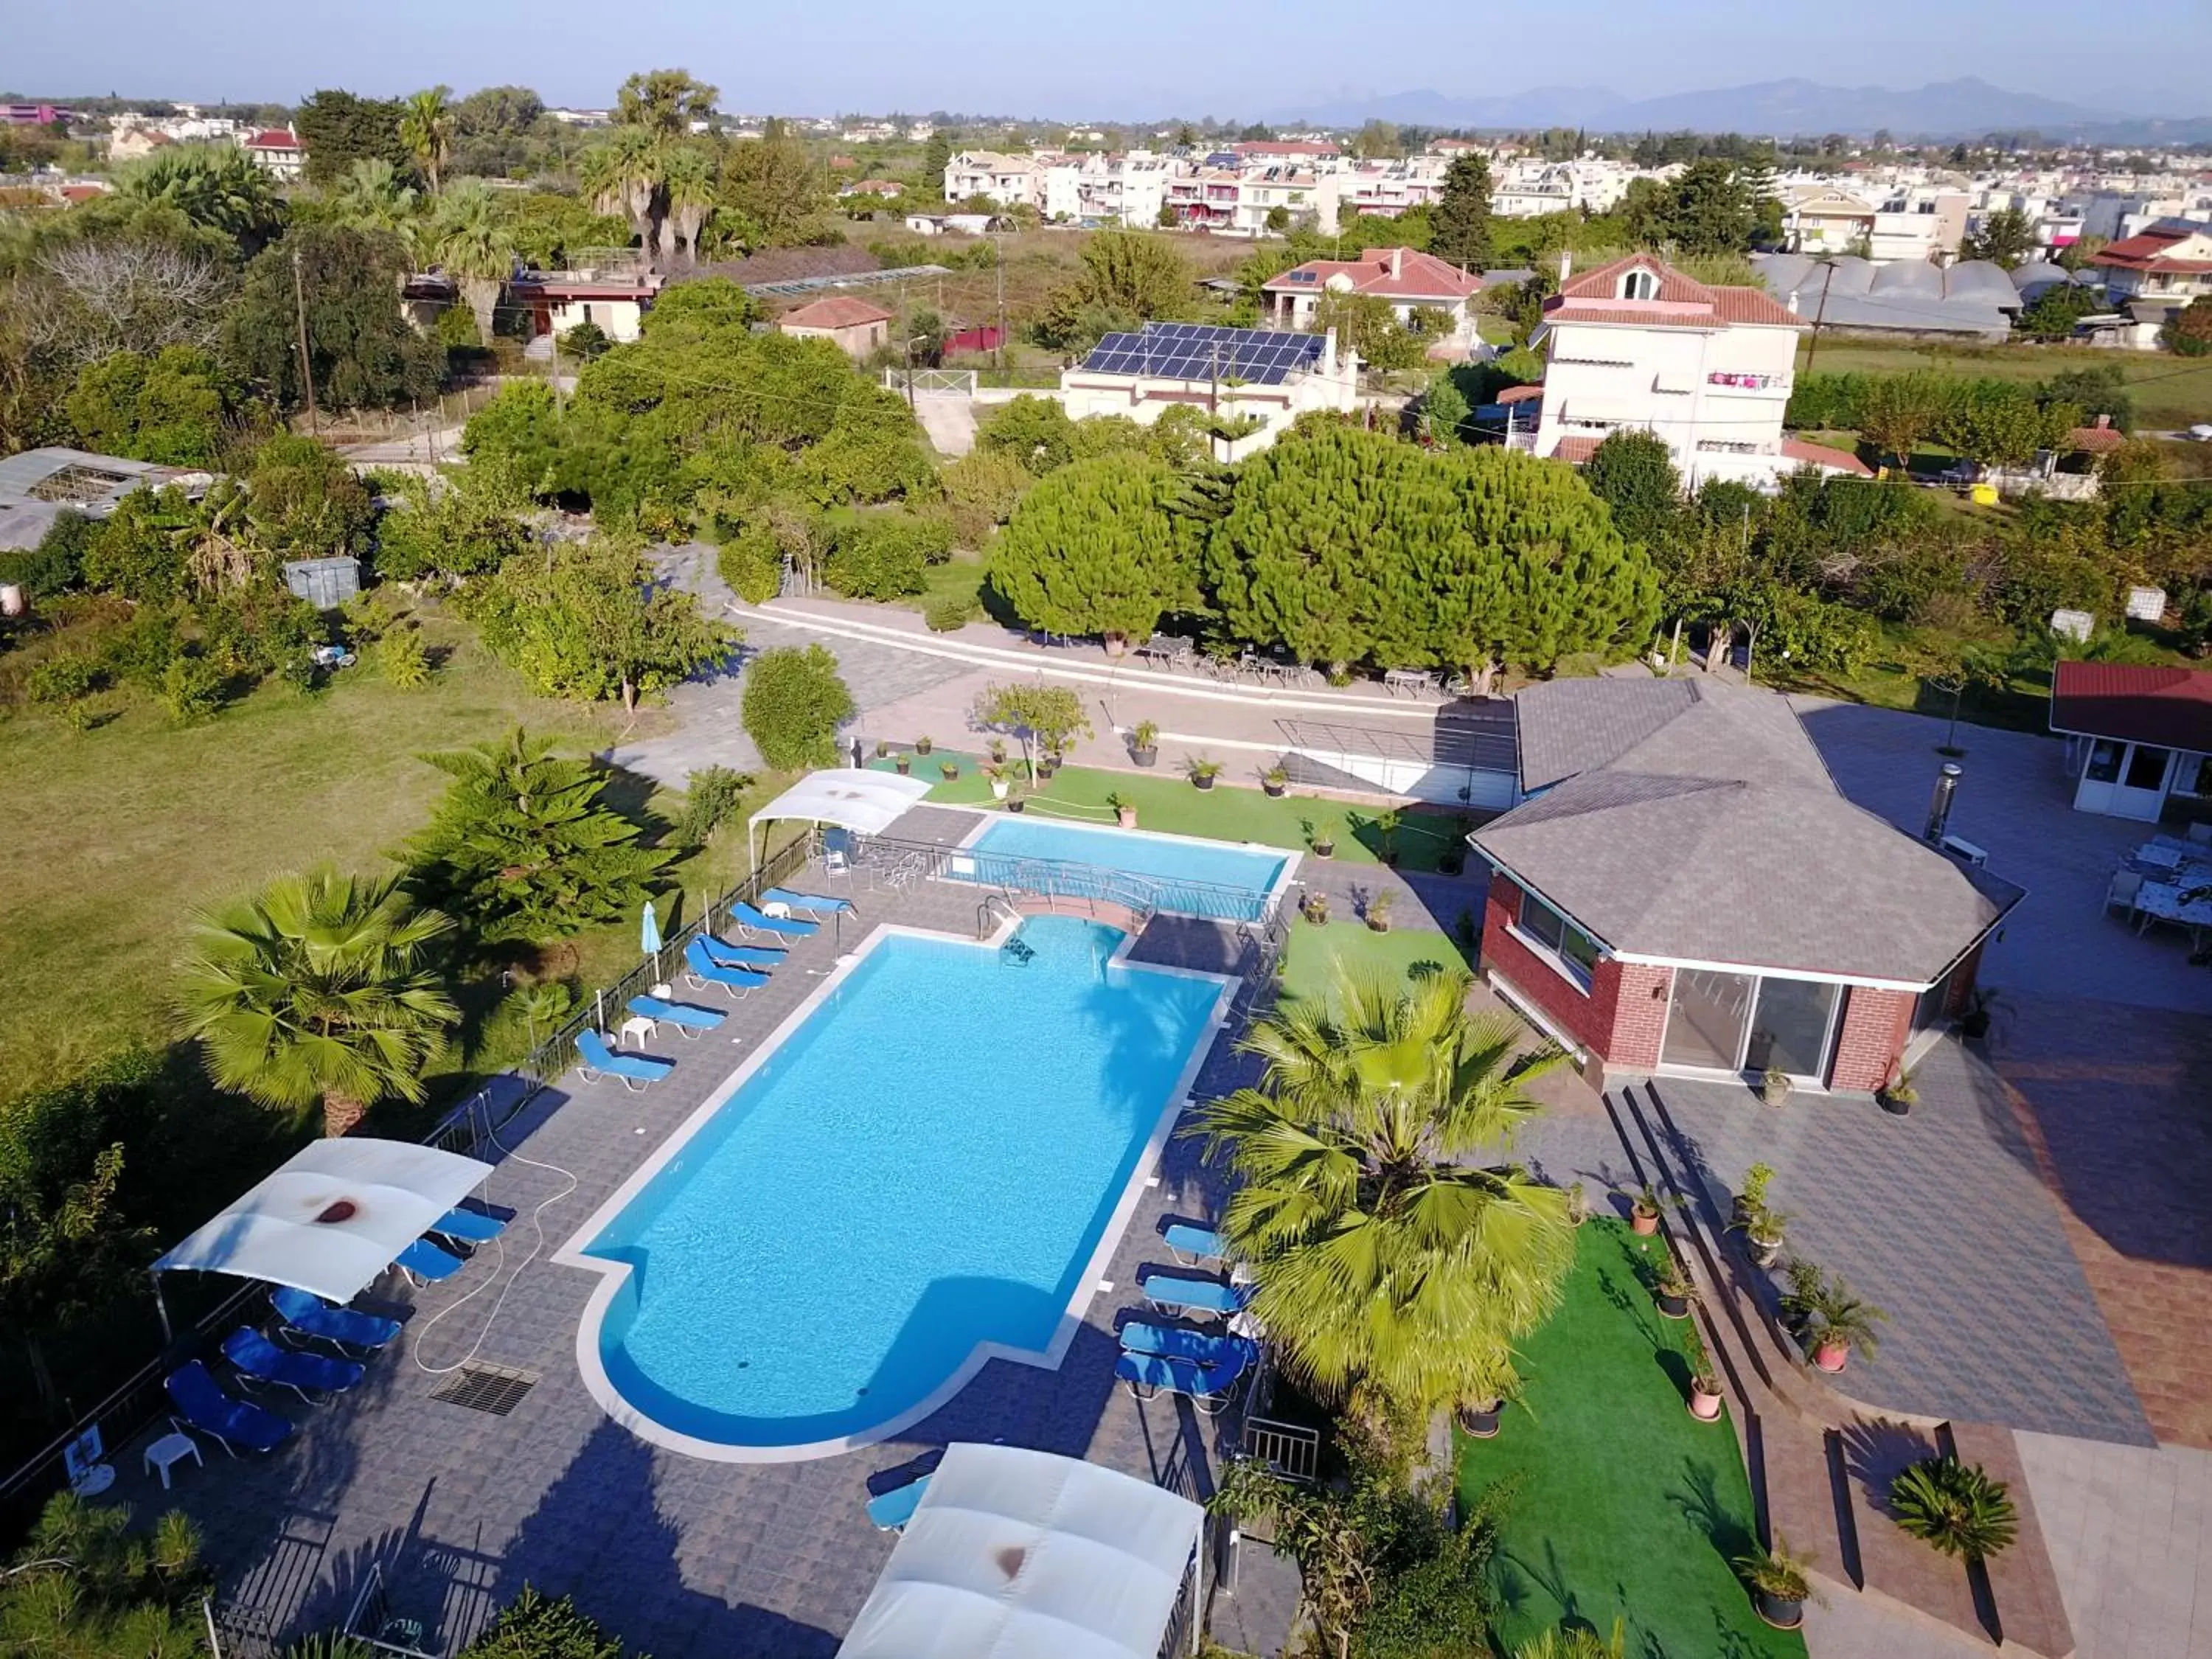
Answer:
(2091, 220, 2212, 304)
(1531, 254, 1869, 490)
(943, 151, 1046, 209)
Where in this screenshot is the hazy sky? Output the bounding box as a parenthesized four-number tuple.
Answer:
(8, 0, 2207, 119)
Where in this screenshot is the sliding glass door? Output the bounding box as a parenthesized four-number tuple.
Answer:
(1660, 969, 1843, 1082)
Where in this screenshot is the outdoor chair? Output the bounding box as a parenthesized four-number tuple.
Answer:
(866, 1472, 931, 1531)
(761, 886, 855, 917)
(1115, 1343, 1252, 1413)
(681, 939, 768, 1001)
(730, 899, 819, 939)
(428, 1206, 509, 1247)
(580, 1025, 681, 1084)
(2191, 821, 2212, 846)
(2107, 868, 2144, 923)
(164, 1360, 294, 1455)
(1138, 1269, 1251, 1321)
(1162, 1222, 1229, 1267)
(627, 994, 728, 1039)
(1118, 1321, 1256, 1371)
(220, 1326, 364, 1403)
(395, 1238, 465, 1287)
(269, 1287, 399, 1354)
(698, 933, 785, 967)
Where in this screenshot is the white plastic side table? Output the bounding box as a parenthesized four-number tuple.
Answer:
(143, 1431, 203, 1491)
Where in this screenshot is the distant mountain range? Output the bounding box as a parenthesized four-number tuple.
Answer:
(1272, 77, 2212, 142)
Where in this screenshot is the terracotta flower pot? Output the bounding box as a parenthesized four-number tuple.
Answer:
(1813, 1339, 1849, 1373)
(1632, 1206, 1660, 1237)
(894, 757, 911, 775)
(1689, 1380, 1724, 1421)
(1116, 806, 1137, 828)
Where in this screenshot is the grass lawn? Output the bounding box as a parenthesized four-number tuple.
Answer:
(1459, 1220, 1806, 1658)
(0, 605, 788, 1104)
(1276, 919, 1473, 1007)
(1795, 338, 2212, 431)
(909, 760, 1475, 871)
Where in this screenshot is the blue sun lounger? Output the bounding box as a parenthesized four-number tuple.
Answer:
(165, 1360, 294, 1454)
(627, 994, 728, 1039)
(1139, 1270, 1251, 1321)
(1115, 1343, 1252, 1413)
(1163, 1223, 1230, 1267)
(396, 1238, 465, 1287)
(698, 933, 785, 968)
(221, 1326, 364, 1402)
(429, 1206, 507, 1246)
(866, 1473, 931, 1531)
(579, 1027, 679, 1088)
(1118, 1321, 1256, 1371)
(731, 899, 818, 939)
(270, 1286, 399, 1354)
(683, 937, 769, 1000)
(762, 886, 855, 917)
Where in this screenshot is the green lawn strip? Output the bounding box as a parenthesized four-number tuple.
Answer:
(1276, 919, 1472, 1008)
(918, 762, 1469, 869)
(1458, 1219, 1806, 1658)
(1793, 339, 2212, 430)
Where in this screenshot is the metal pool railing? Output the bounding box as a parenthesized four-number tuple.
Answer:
(855, 832, 1281, 926)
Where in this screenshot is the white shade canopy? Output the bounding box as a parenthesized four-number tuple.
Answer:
(749, 769, 932, 844)
(838, 1443, 1203, 1659)
(153, 1138, 494, 1305)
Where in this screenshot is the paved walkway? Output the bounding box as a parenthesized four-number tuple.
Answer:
(2019, 1432, 2212, 1659)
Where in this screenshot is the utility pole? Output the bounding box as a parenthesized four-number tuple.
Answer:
(291, 246, 319, 436)
(903, 333, 918, 415)
(1802, 258, 1837, 376)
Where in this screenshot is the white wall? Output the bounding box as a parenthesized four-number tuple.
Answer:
(1536, 318, 1798, 484)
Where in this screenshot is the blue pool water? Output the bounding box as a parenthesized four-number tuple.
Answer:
(580, 917, 1223, 1452)
(968, 818, 1289, 920)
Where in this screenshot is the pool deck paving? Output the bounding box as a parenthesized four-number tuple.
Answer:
(121, 860, 1304, 1659)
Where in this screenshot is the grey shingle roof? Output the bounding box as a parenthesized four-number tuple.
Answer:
(1476, 679, 2020, 985)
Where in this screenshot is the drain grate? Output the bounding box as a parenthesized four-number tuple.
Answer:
(430, 1363, 538, 1416)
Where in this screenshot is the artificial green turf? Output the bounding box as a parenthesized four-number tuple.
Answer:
(914, 762, 1472, 870)
(1458, 1220, 1807, 1659)
(1276, 919, 1474, 1008)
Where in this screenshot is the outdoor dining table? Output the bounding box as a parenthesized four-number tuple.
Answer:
(2134, 877, 2212, 945)
(1382, 669, 1435, 696)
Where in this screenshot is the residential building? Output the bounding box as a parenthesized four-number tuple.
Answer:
(839, 179, 905, 201)
(776, 295, 893, 360)
(1470, 678, 2020, 1094)
(2090, 220, 2212, 305)
(2049, 661, 2212, 823)
(106, 125, 173, 163)
(1782, 185, 1877, 253)
(1059, 322, 1359, 461)
(1530, 254, 1868, 488)
(944, 150, 1046, 209)
(1259, 246, 1481, 342)
(1868, 189, 1970, 263)
(509, 271, 664, 344)
(243, 128, 304, 182)
(0, 104, 73, 126)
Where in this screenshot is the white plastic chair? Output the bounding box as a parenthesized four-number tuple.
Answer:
(2107, 869, 2143, 923)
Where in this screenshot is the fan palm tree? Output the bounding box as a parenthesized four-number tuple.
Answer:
(659, 145, 717, 262)
(328, 158, 422, 271)
(176, 868, 458, 1137)
(118, 144, 285, 252)
(428, 180, 518, 344)
(1515, 1620, 1628, 1659)
(1185, 969, 1575, 1425)
(580, 125, 666, 251)
(399, 86, 455, 194)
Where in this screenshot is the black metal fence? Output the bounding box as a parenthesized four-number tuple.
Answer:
(855, 832, 1284, 928)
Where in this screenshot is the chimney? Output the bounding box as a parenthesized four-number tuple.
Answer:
(1389, 246, 1404, 279)
(1321, 326, 1339, 375)
(2095, 411, 2112, 429)
(1924, 762, 1962, 844)
(1557, 248, 1573, 287)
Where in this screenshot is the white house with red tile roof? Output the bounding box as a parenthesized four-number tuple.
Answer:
(2090, 221, 2212, 304)
(1260, 246, 1481, 338)
(777, 295, 893, 359)
(1529, 253, 1871, 490)
(243, 128, 303, 182)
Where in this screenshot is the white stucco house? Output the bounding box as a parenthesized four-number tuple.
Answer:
(1059, 322, 1359, 461)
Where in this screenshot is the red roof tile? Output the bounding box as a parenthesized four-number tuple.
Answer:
(246, 128, 299, 149)
(1496, 383, 1545, 404)
(1546, 253, 1804, 330)
(1781, 438, 1873, 475)
(2067, 425, 2126, 454)
(779, 296, 894, 330)
(1551, 436, 1601, 465)
(2050, 660, 2212, 750)
(1262, 246, 1481, 303)
(2092, 225, 2212, 274)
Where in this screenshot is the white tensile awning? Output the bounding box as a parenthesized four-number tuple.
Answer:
(837, 1443, 1204, 1659)
(747, 768, 933, 866)
(152, 1138, 493, 1305)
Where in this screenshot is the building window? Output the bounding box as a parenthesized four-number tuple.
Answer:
(581, 303, 594, 326)
(1618, 268, 1659, 301)
(1696, 439, 1761, 454)
(1513, 893, 1601, 991)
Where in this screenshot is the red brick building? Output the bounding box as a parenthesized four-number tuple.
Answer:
(1470, 680, 2021, 1095)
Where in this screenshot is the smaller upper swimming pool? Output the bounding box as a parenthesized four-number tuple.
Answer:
(964, 816, 1293, 921)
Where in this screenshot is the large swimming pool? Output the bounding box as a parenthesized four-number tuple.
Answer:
(562, 916, 1228, 1460)
(964, 817, 1293, 921)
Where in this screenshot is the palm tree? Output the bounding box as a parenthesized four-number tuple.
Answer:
(659, 145, 717, 262)
(1514, 1620, 1627, 1659)
(428, 180, 518, 344)
(399, 86, 455, 194)
(118, 144, 285, 252)
(329, 158, 422, 273)
(1185, 970, 1575, 1425)
(580, 125, 665, 251)
(176, 868, 458, 1137)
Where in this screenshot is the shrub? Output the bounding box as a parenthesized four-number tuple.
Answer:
(459, 1587, 627, 1659)
(159, 653, 226, 725)
(675, 764, 752, 847)
(716, 521, 784, 605)
(740, 643, 855, 770)
(380, 625, 432, 689)
(28, 653, 101, 705)
(924, 591, 976, 632)
(1889, 1455, 2019, 1562)
(821, 512, 953, 600)
(940, 448, 1034, 546)
(0, 510, 96, 598)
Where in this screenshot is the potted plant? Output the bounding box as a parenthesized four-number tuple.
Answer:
(989, 767, 1009, 801)
(874, 739, 889, 758)
(941, 759, 960, 782)
(916, 735, 933, 757)
(1739, 1205, 1789, 1269)
(1733, 1538, 1814, 1630)
(1103, 630, 1127, 658)
(988, 737, 1008, 765)
(1107, 791, 1137, 830)
(1565, 1182, 1589, 1228)
(1455, 1392, 1506, 1440)
(1878, 1068, 1918, 1117)
(1760, 1067, 1793, 1108)
(1006, 785, 1029, 814)
(1301, 817, 1335, 859)
(894, 752, 912, 776)
(1631, 1184, 1667, 1236)
(1037, 746, 1062, 781)
(1364, 889, 1394, 933)
(1188, 756, 1223, 791)
(1781, 1262, 1888, 1373)
(1733, 1162, 1775, 1226)
(1129, 720, 1160, 768)
(1888, 1455, 2020, 1565)
(1689, 1363, 1725, 1422)
(1300, 890, 1329, 925)
(1262, 763, 1289, 799)
(1375, 807, 1403, 866)
(1655, 1257, 1695, 1319)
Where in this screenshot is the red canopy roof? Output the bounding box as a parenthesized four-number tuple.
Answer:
(2050, 660, 2212, 751)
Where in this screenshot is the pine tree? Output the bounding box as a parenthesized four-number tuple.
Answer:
(1431, 154, 1494, 270)
(990, 454, 1202, 644)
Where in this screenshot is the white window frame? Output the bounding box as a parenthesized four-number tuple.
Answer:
(1509, 892, 1601, 995)
(1652, 970, 1847, 1085)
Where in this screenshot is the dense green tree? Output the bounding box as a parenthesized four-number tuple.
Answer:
(464, 537, 737, 709)
(616, 68, 720, 135)
(990, 453, 1202, 643)
(224, 224, 445, 411)
(975, 393, 1083, 472)
(405, 728, 669, 945)
(1349, 119, 1404, 160)
(1037, 230, 1193, 347)
(176, 867, 458, 1135)
(459, 1587, 632, 1659)
(1857, 371, 1953, 471)
(66, 345, 246, 465)
(1621, 158, 1756, 254)
(79, 484, 198, 602)
(500, 189, 632, 268)
(1419, 368, 1470, 445)
(241, 431, 375, 558)
(372, 458, 535, 581)
(427, 179, 519, 343)
(1961, 205, 2037, 269)
(2164, 294, 2212, 357)
(294, 88, 410, 187)
(740, 642, 855, 770)
(920, 130, 953, 191)
(454, 85, 546, 142)
(940, 446, 1034, 544)
(327, 156, 423, 253)
(1314, 290, 1426, 373)
(400, 86, 456, 193)
(1939, 382, 2075, 469)
(1430, 153, 1495, 270)
(114, 144, 286, 256)
(1582, 428, 1682, 547)
(0, 1493, 204, 1655)
(2016, 280, 2104, 341)
(720, 128, 831, 250)
(821, 509, 953, 598)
